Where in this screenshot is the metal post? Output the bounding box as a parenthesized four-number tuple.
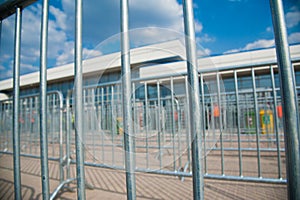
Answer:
(51, 95, 55, 156)
(200, 74, 207, 174)
(35, 96, 39, 154)
(66, 91, 71, 181)
(185, 76, 191, 170)
(252, 68, 262, 178)
(270, 65, 282, 179)
(29, 97, 33, 154)
(144, 82, 149, 169)
(101, 87, 105, 162)
(12, 6, 22, 200)
(39, 0, 50, 198)
(269, 1, 300, 199)
(216, 72, 224, 175)
(157, 81, 163, 169)
(234, 70, 243, 177)
(170, 77, 176, 171)
(182, 0, 204, 199)
(120, 0, 136, 199)
(111, 85, 115, 165)
(58, 92, 64, 183)
(75, 0, 86, 199)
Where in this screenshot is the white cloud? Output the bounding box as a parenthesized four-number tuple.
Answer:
(129, 27, 183, 47)
(197, 48, 211, 57)
(56, 41, 74, 66)
(224, 49, 240, 54)
(56, 41, 102, 66)
(1, 0, 209, 80)
(286, 7, 300, 28)
(61, 0, 203, 46)
(224, 39, 275, 54)
(225, 31, 300, 54)
(288, 32, 300, 43)
(21, 63, 39, 72)
(83, 48, 102, 59)
(130, 0, 203, 34)
(266, 26, 272, 32)
(244, 39, 275, 50)
(194, 21, 203, 33)
(49, 6, 68, 31)
(196, 34, 215, 43)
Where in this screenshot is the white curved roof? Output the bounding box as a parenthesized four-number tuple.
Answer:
(140, 44, 300, 78)
(0, 40, 185, 91)
(0, 40, 300, 91)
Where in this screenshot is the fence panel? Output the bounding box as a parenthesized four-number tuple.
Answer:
(61, 64, 300, 184)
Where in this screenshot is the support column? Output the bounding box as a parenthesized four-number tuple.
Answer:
(182, 0, 204, 199)
(12, 6, 22, 200)
(39, 0, 50, 199)
(120, 0, 136, 199)
(269, 1, 300, 199)
(75, 0, 86, 199)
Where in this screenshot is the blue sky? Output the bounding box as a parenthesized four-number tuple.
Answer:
(0, 0, 299, 80)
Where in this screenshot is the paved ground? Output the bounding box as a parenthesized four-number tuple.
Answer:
(0, 154, 287, 200)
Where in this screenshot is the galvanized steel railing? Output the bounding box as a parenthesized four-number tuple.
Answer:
(0, 0, 300, 199)
(61, 64, 299, 184)
(0, 91, 67, 199)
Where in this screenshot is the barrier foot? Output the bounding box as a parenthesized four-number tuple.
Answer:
(50, 178, 76, 200)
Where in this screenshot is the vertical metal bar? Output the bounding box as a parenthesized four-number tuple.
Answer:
(132, 82, 137, 144)
(29, 97, 33, 154)
(120, 0, 136, 199)
(216, 72, 224, 175)
(5, 103, 9, 151)
(144, 82, 149, 169)
(177, 101, 182, 168)
(184, 76, 191, 170)
(83, 89, 87, 133)
(12, 7, 22, 200)
(251, 68, 262, 178)
(91, 89, 96, 163)
(97, 88, 100, 131)
(170, 77, 176, 171)
(234, 70, 243, 177)
(39, 0, 50, 198)
(35, 96, 39, 154)
(101, 87, 105, 162)
(200, 74, 207, 174)
(90, 89, 94, 132)
(111, 85, 115, 165)
(211, 98, 216, 141)
(75, 0, 86, 198)
(51, 95, 55, 156)
(66, 91, 71, 180)
(269, 1, 300, 198)
(182, 0, 204, 199)
(157, 81, 163, 169)
(58, 92, 64, 183)
(270, 65, 282, 179)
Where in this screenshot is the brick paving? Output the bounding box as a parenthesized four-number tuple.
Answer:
(0, 154, 287, 200)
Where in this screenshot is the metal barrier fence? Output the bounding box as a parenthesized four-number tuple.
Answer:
(0, 91, 63, 158)
(0, 91, 68, 199)
(1, 0, 300, 199)
(61, 65, 299, 184)
(1, 64, 298, 196)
